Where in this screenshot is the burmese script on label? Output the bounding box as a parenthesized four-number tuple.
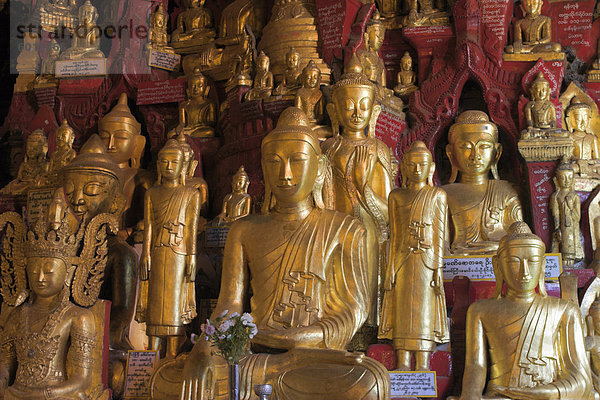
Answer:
(124, 350, 159, 399)
(206, 226, 230, 247)
(389, 371, 437, 397)
(55, 58, 106, 77)
(443, 254, 561, 281)
(149, 49, 181, 71)
(27, 188, 55, 224)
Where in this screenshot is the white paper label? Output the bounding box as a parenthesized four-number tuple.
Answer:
(124, 350, 159, 399)
(148, 49, 180, 71)
(55, 58, 107, 77)
(389, 371, 437, 397)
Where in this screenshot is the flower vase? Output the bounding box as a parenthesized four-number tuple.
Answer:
(229, 362, 240, 400)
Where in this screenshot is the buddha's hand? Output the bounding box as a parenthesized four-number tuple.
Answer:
(490, 384, 559, 400)
(353, 146, 375, 192)
(140, 253, 150, 281)
(186, 255, 197, 281)
(432, 268, 443, 295)
(513, 41, 523, 53)
(181, 352, 215, 400)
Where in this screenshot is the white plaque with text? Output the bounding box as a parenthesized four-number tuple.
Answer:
(124, 350, 159, 399)
(148, 49, 180, 71)
(389, 371, 437, 398)
(55, 58, 107, 77)
(443, 253, 562, 281)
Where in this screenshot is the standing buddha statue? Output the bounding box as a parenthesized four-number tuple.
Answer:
(443, 110, 523, 255)
(59, 0, 105, 60)
(138, 139, 200, 359)
(216, 165, 251, 225)
(173, 67, 217, 138)
(504, 0, 562, 56)
(1, 130, 49, 195)
(323, 55, 395, 330)
(273, 47, 301, 97)
(565, 97, 600, 160)
(245, 51, 274, 101)
(455, 222, 593, 399)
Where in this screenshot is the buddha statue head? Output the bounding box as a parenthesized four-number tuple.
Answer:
(25, 129, 48, 162)
(61, 134, 125, 223)
(522, 0, 543, 17)
(492, 221, 546, 298)
(286, 47, 300, 70)
(566, 97, 592, 134)
(157, 139, 185, 185)
(446, 110, 501, 183)
(151, 4, 167, 29)
(365, 10, 385, 52)
(232, 165, 249, 194)
(301, 60, 321, 89)
(256, 50, 270, 73)
(175, 132, 198, 181)
(401, 140, 434, 187)
(554, 159, 575, 190)
(78, 0, 98, 25)
(401, 51, 413, 72)
(261, 107, 333, 212)
(529, 72, 550, 102)
(98, 93, 145, 169)
(187, 67, 209, 100)
(330, 54, 377, 137)
(56, 119, 75, 149)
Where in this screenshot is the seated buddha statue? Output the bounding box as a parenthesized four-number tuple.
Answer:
(215, 165, 251, 225)
(273, 47, 301, 97)
(1, 129, 49, 195)
(34, 39, 60, 87)
(521, 72, 566, 139)
(49, 119, 76, 172)
(394, 51, 418, 99)
(565, 97, 600, 160)
(245, 51, 274, 101)
(98, 93, 154, 232)
(404, 0, 450, 26)
(443, 110, 523, 255)
(150, 107, 391, 400)
(59, 0, 105, 60)
(357, 12, 387, 95)
(170, 0, 215, 44)
(146, 5, 174, 54)
(505, 0, 561, 55)
(172, 67, 217, 138)
(455, 222, 593, 400)
(61, 134, 139, 352)
(294, 60, 331, 140)
(0, 196, 116, 399)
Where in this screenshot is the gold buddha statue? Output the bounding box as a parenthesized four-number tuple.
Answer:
(522, 73, 558, 136)
(216, 165, 251, 225)
(565, 97, 600, 160)
(294, 60, 331, 140)
(504, 0, 562, 56)
(174, 132, 209, 216)
(173, 67, 217, 138)
(137, 139, 201, 359)
(455, 222, 593, 399)
(49, 119, 76, 172)
(146, 5, 174, 54)
(404, 0, 450, 26)
(1, 130, 49, 195)
(323, 55, 394, 328)
(245, 51, 274, 101)
(358, 12, 387, 95)
(59, 0, 105, 60)
(443, 110, 523, 255)
(62, 134, 139, 351)
(162, 106, 390, 400)
(98, 93, 154, 231)
(0, 199, 117, 399)
(550, 160, 584, 268)
(273, 47, 301, 97)
(38, 0, 77, 32)
(380, 141, 449, 371)
(394, 52, 418, 99)
(34, 39, 60, 88)
(171, 0, 215, 45)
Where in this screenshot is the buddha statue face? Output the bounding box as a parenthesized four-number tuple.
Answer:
(448, 129, 499, 176)
(79, 1, 97, 24)
(189, 73, 208, 99)
(63, 171, 119, 222)
(497, 241, 545, 295)
(56, 125, 74, 148)
(530, 81, 550, 101)
(26, 132, 48, 160)
(158, 148, 184, 182)
(556, 168, 574, 189)
(302, 66, 321, 89)
(332, 85, 375, 134)
(233, 174, 249, 193)
(258, 55, 269, 72)
(287, 51, 300, 70)
(99, 126, 136, 165)
(403, 152, 431, 184)
(366, 24, 385, 51)
(568, 107, 591, 133)
(401, 55, 412, 72)
(523, 0, 543, 16)
(27, 256, 68, 299)
(153, 12, 166, 29)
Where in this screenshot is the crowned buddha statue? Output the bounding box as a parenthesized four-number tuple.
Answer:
(273, 47, 301, 97)
(521, 72, 563, 138)
(34, 39, 60, 88)
(454, 222, 593, 399)
(394, 52, 418, 99)
(215, 165, 251, 225)
(565, 97, 600, 160)
(146, 5, 174, 54)
(504, 0, 562, 57)
(294, 60, 331, 140)
(59, 0, 105, 60)
(98, 93, 154, 231)
(172, 68, 217, 138)
(137, 139, 200, 359)
(170, 0, 215, 48)
(0, 197, 117, 399)
(61, 134, 139, 351)
(323, 55, 394, 331)
(245, 51, 274, 101)
(404, 0, 450, 26)
(1, 130, 49, 195)
(148, 107, 391, 400)
(443, 110, 523, 255)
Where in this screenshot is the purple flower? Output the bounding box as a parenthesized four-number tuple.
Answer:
(204, 324, 216, 335)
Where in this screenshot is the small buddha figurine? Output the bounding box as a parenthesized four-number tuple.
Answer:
(273, 47, 301, 97)
(59, 0, 105, 60)
(1, 130, 49, 195)
(49, 119, 76, 172)
(294, 60, 331, 139)
(380, 141, 449, 371)
(173, 67, 217, 138)
(550, 160, 584, 268)
(245, 51, 274, 101)
(0, 199, 117, 399)
(138, 139, 200, 359)
(565, 97, 600, 160)
(170, 0, 215, 44)
(443, 110, 523, 255)
(146, 5, 174, 54)
(394, 52, 418, 98)
(98, 93, 154, 231)
(357, 11, 387, 94)
(505, 0, 562, 55)
(215, 165, 251, 225)
(522, 72, 559, 138)
(34, 39, 60, 87)
(62, 135, 139, 351)
(323, 54, 394, 328)
(455, 222, 593, 400)
(173, 107, 389, 400)
(405, 0, 450, 26)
